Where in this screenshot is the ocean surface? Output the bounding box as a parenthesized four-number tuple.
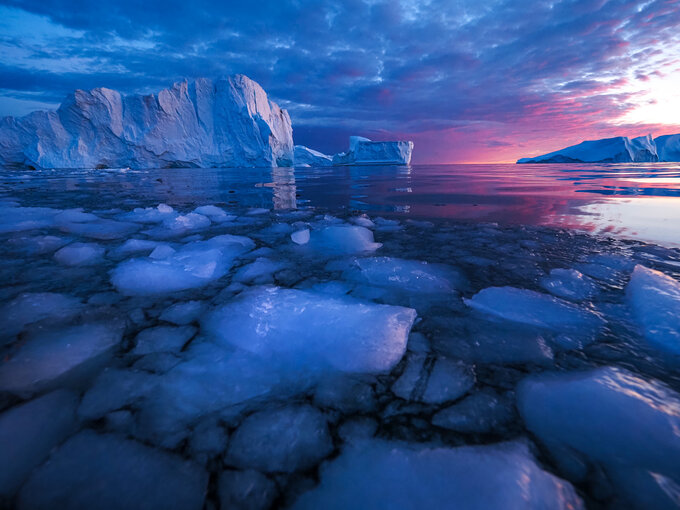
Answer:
(1, 163, 679, 509)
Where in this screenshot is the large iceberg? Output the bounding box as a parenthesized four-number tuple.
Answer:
(656, 133, 680, 162)
(293, 145, 333, 167)
(332, 136, 413, 165)
(0, 75, 294, 169)
(517, 135, 658, 163)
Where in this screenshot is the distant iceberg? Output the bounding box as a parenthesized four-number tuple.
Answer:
(332, 136, 413, 165)
(517, 134, 659, 163)
(294, 136, 414, 167)
(655, 133, 680, 162)
(0, 75, 294, 170)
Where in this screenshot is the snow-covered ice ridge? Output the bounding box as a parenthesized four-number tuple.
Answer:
(2, 197, 680, 509)
(517, 133, 680, 163)
(0, 75, 294, 170)
(294, 136, 414, 167)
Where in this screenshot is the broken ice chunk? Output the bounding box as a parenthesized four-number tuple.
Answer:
(0, 322, 124, 397)
(112, 238, 164, 257)
(17, 430, 208, 510)
(111, 234, 254, 295)
(0, 292, 83, 340)
(159, 300, 206, 325)
(233, 257, 288, 284)
(225, 405, 333, 473)
(120, 203, 176, 223)
(291, 440, 583, 510)
(202, 286, 416, 373)
(518, 366, 680, 508)
(421, 358, 474, 405)
(343, 257, 463, 294)
(0, 390, 78, 498)
(432, 389, 515, 433)
(308, 225, 382, 254)
(193, 205, 235, 222)
(54, 242, 105, 266)
(464, 286, 604, 334)
(540, 268, 598, 301)
(626, 265, 680, 355)
(218, 470, 278, 510)
(291, 228, 310, 245)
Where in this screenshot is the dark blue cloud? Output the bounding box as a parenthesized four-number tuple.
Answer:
(1, 0, 679, 161)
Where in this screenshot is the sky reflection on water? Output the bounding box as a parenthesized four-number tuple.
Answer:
(2, 162, 679, 247)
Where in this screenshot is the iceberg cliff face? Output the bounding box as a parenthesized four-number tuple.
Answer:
(655, 134, 680, 162)
(332, 136, 413, 165)
(293, 145, 333, 167)
(517, 135, 658, 164)
(0, 75, 294, 169)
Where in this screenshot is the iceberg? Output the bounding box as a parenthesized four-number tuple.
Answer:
(0, 75, 293, 169)
(293, 145, 333, 167)
(656, 133, 680, 162)
(517, 134, 659, 163)
(332, 136, 413, 165)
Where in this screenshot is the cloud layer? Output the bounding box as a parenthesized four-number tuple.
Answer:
(1, 0, 679, 162)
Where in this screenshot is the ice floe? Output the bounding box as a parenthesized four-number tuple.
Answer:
(626, 265, 680, 355)
(307, 225, 382, 255)
(111, 234, 254, 295)
(17, 430, 208, 510)
(0, 292, 83, 341)
(292, 440, 583, 509)
(225, 405, 333, 473)
(54, 242, 105, 266)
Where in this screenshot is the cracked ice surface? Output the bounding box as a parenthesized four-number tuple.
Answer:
(1, 190, 680, 510)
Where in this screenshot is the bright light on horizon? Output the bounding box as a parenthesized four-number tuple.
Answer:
(619, 68, 680, 127)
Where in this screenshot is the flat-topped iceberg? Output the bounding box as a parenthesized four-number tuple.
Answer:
(517, 135, 658, 163)
(0, 75, 293, 169)
(332, 136, 413, 165)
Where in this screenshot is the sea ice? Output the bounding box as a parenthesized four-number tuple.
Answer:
(421, 358, 475, 405)
(132, 325, 197, 355)
(432, 388, 515, 433)
(144, 212, 211, 239)
(626, 265, 680, 355)
(218, 470, 278, 510)
(233, 257, 288, 284)
(292, 440, 583, 509)
(291, 228, 310, 245)
(343, 257, 463, 294)
(0, 390, 78, 498)
(540, 268, 598, 301)
(308, 225, 382, 254)
(188, 419, 229, 462)
(121, 204, 176, 223)
(112, 238, 164, 257)
(54, 242, 105, 266)
(7, 234, 70, 255)
(313, 374, 377, 413)
(202, 286, 416, 373)
(17, 430, 208, 510)
(0, 292, 83, 340)
(159, 300, 206, 325)
(464, 287, 604, 334)
(0, 322, 124, 397)
(193, 205, 235, 222)
(225, 405, 333, 473)
(111, 234, 254, 295)
(518, 366, 680, 507)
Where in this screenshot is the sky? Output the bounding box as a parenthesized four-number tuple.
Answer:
(1, 0, 679, 163)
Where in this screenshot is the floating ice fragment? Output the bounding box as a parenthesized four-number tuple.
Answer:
(0, 292, 83, 340)
(121, 204, 176, 223)
(54, 242, 105, 266)
(233, 257, 288, 284)
(518, 367, 680, 509)
(0, 322, 124, 397)
(464, 286, 604, 333)
(112, 238, 164, 257)
(626, 265, 680, 355)
(202, 286, 416, 373)
(226, 405, 333, 473)
(540, 268, 598, 301)
(291, 228, 310, 245)
(111, 234, 254, 295)
(292, 440, 583, 510)
(308, 225, 382, 255)
(17, 430, 208, 510)
(160, 300, 206, 325)
(0, 390, 78, 498)
(421, 358, 475, 405)
(432, 389, 515, 433)
(193, 205, 235, 222)
(218, 470, 278, 510)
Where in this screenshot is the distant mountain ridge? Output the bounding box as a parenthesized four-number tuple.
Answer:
(517, 133, 680, 163)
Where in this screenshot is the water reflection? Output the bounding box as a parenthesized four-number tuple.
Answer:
(1, 163, 679, 247)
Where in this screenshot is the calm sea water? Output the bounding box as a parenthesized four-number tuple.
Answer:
(3, 162, 679, 246)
